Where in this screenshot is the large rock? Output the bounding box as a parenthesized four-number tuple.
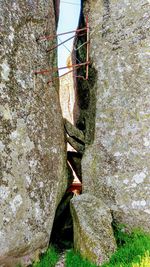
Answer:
(0, 0, 67, 266)
(59, 70, 77, 125)
(82, 0, 150, 231)
(70, 194, 116, 266)
(59, 55, 79, 126)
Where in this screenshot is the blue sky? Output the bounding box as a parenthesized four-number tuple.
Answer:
(57, 0, 81, 75)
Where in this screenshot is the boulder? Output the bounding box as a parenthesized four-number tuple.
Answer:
(0, 0, 67, 266)
(59, 70, 79, 125)
(64, 119, 85, 153)
(82, 0, 150, 231)
(64, 119, 85, 144)
(70, 194, 116, 266)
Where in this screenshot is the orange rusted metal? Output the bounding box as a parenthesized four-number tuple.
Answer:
(46, 34, 76, 53)
(37, 27, 87, 41)
(47, 62, 90, 84)
(67, 182, 82, 194)
(33, 17, 90, 82)
(34, 61, 90, 75)
(86, 15, 90, 80)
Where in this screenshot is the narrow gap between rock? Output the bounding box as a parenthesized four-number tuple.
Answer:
(50, 0, 83, 252)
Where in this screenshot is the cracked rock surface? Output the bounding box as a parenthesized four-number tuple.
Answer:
(0, 1, 67, 266)
(70, 194, 116, 265)
(82, 0, 150, 231)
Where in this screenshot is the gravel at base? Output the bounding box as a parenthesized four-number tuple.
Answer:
(55, 252, 65, 267)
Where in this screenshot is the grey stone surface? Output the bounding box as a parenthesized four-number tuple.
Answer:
(64, 119, 85, 144)
(82, 0, 150, 231)
(59, 69, 79, 125)
(70, 194, 116, 265)
(0, 0, 67, 266)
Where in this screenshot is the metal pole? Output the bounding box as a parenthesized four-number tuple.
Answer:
(46, 34, 75, 53)
(33, 61, 90, 75)
(38, 27, 87, 41)
(86, 16, 90, 80)
(47, 68, 77, 84)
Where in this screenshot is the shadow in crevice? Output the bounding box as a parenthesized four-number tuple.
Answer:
(50, 151, 82, 251)
(74, 9, 98, 145)
(50, 191, 74, 252)
(67, 151, 82, 182)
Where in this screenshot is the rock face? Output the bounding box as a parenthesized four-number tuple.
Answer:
(82, 0, 150, 231)
(70, 194, 116, 265)
(59, 56, 79, 125)
(0, 1, 67, 266)
(59, 71, 76, 124)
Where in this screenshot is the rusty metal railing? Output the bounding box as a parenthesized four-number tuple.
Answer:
(33, 16, 90, 83)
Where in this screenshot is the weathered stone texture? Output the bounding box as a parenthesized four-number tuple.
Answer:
(59, 72, 76, 124)
(70, 194, 116, 265)
(0, 0, 67, 266)
(82, 0, 150, 231)
(59, 56, 79, 125)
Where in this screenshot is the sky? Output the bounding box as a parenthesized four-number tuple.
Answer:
(57, 0, 81, 75)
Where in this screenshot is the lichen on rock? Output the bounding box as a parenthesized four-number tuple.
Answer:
(70, 194, 116, 265)
(81, 0, 150, 231)
(0, 0, 67, 266)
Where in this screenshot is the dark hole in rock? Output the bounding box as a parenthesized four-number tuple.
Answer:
(50, 156, 82, 251)
(50, 0, 89, 253)
(67, 151, 82, 182)
(76, 117, 86, 131)
(50, 191, 74, 251)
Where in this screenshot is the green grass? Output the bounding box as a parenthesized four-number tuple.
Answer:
(101, 229, 150, 267)
(65, 249, 98, 267)
(65, 228, 150, 267)
(16, 228, 150, 267)
(132, 251, 150, 267)
(32, 246, 59, 267)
